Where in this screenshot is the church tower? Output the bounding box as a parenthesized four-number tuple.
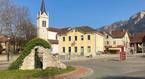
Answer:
(37, 0, 49, 41)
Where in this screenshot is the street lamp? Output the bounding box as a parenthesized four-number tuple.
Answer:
(7, 37, 10, 62)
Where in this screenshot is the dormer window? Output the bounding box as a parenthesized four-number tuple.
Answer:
(42, 21, 46, 27)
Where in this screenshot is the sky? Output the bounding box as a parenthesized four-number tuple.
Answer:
(15, 0, 145, 29)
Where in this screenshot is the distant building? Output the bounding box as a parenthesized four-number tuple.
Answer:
(103, 30, 130, 54)
(130, 32, 145, 53)
(58, 26, 104, 57)
(0, 35, 10, 54)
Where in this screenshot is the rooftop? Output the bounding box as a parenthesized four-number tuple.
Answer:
(130, 32, 145, 43)
(105, 29, 128, 38)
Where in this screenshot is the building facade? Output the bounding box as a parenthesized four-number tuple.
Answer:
(58, 27, 104, 57)
(130, 32, 145, 54)
(104, 30, 130, 54)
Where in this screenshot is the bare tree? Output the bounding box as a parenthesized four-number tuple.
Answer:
(0, 0, 36, 55)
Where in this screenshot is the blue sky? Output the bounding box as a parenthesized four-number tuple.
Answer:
(15, 0, 145, 28)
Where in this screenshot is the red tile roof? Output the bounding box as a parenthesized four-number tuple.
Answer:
(48, 27, 61, 33)
(130, 32, 145, 43)
(106, 29, 128, 38)
(48, 27, 71, 35)
(58, 27, 71, 35)
(49, 26, 97, 35)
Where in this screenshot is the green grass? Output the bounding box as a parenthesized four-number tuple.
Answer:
(0, 66, 75, 79)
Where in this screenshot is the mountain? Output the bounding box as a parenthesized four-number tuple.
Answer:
(100, 10, 145, 34)
(100, 21, 127, 32)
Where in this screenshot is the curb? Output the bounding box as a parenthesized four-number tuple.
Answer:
(62, 55, 119, 62)
(78, 67, 94, 79)
(55, 66, 92, 79)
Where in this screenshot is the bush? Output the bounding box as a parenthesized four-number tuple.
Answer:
(9, 38, 51, 70)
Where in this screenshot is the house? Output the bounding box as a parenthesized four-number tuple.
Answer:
(103, 29, 130, 54)
(0, 35, 10, 54)
(58, 26, 104, 57)
(130, 32, 145, 54)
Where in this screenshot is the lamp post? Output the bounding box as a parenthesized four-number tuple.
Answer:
(6, 37, 10, 62)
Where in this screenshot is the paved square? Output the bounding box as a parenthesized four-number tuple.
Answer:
(65, 55, 145, 79)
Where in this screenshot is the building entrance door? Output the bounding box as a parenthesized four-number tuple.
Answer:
(81, 47, 84, 56)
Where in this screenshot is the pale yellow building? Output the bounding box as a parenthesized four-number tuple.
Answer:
(58, 26, 104, 57)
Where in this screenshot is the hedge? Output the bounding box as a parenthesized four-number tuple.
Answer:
(9, 38, 51, 70)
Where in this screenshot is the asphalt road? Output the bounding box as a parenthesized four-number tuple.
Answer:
(1, 54, 145, 79)
(65, 56, 145, 79)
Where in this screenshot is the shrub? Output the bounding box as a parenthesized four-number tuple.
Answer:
(9, 38, 51, 70)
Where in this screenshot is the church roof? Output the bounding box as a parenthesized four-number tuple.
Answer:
(48, 39, 58, 44)
(48, 27, 61, 33)
(48, 27, 71, 34)
(40, 0, 47, 15)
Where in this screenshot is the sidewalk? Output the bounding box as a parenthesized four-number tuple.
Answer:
(62, 54, 119, 62)
(61, 53, 145, 62)
(0, 55, 19, 62)
(0, 55, 19, 70)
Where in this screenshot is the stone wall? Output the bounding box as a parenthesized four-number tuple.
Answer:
(20, 49, 35, 70)
(20, 46, 66, 70)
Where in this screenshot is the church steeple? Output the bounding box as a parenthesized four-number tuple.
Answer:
(40, 0, 47, 15)
(37, 0, 49, 41)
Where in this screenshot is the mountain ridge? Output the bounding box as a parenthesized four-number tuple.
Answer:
(99, 10, 145, 34)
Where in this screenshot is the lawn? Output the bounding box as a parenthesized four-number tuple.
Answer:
(0, 66, 75, 79)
